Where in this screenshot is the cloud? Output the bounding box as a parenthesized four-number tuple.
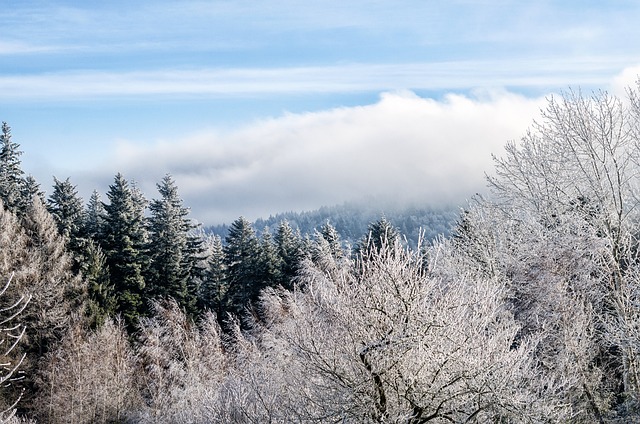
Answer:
(80, 90, 544, 224)
(0, 58, 631, 101)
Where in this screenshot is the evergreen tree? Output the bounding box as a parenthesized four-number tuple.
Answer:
(23, 175, 45, 206)
(48, 177, 84, 239)
(320, 221, 344, 260)
(258, 228, 282, 289)
(223, 217, 264, 317)
(82, 240, 116, 328)
(84, 190, 105, 240)
(274, 220, 305, 289)
(356, 216, 401, 257)
(0, 122, 27, 215)
(199, 235, 226, 318)
(146, 174, 203, 316)
(101, 173, 148, 329)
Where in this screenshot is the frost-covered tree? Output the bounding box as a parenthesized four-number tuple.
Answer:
(273, 220, 305, 289)
(83, 190, 105, 241)
(225, 239, 564, 422)
(134, 299, 226, 423)
(0, 274, 30, 420)
(355, 215, 401, 257)
(463, 84, 640, 420)
(36, 318, 141, 424)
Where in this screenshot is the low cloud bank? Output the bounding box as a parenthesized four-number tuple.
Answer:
(75, 90, 543, 224)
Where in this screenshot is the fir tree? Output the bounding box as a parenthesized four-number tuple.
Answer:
(146, 174, 203, 316)
(274, 220, 305, 289)
(199, 235, 226, 318)
(258, 228, 282, 289)
(356, 216, 401, 257)
(100, 173, 148, 329)
(223, 217, 264, 317)
(84, 190, 105, 240)
(23, 175, 45, 206)
(0, 122, 27, 215)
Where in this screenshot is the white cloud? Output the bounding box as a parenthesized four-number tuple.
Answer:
(83, 90, 544, 224)
(0, 58, 631, 101)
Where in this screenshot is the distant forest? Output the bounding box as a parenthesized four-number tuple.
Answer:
(2, 85, 640, 422)
(206, 202, 459, 248)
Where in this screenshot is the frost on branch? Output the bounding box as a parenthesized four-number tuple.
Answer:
(0, 273, 30, 421)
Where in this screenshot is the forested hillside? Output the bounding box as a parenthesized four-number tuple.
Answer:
(2, 85, 640, 422)
(207, 202, 458, 248)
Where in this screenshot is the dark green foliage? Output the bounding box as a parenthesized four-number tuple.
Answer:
(100, 173, 148, 329)
(223, 217, 265, 317)
(208, 202, 458, 248)
(146, 174, 203, 316)
(355, 216, 401, 257)
(0, 122, 27, 215)
(48, 177, 84, 239)
(199, 235, 226, 317)
(83, 190, 105, 240)
(258, 228, 282, 288)
(23, 175, 45, 206)
(274, 220, 306, 289)
(82, 240, 116, 328)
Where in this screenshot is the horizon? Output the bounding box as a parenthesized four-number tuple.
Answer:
(2, 1, 640, 225)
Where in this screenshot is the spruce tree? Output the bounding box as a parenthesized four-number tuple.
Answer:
(47, 177, 87, 271)
(84, 190, 105, 240)
(48, 177, 84, 239)
(0, 122, 27, 215)
(274, 220, 305, 289)
(356, 216, 401, 257)
(146, 174, 203, 316)
(23, 175, 45, 206)
(258, 228, 282, 289)
(199, 235, 226, 318)
(100, 173, 148, 329)
(223, 217, 264, 317)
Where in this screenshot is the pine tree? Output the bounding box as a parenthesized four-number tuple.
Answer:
(223, 217, 264, 317)
(146, 174, 203, 316)
(101, 173, 148, 329)
(0, 122, 27, 215)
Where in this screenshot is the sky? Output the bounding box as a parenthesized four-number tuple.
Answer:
(2, 1, 640, 225)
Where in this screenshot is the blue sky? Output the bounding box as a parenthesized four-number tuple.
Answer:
(2, 1, 640, 224)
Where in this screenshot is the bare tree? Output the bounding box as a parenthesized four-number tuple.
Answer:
(226, 239, 567, 422)
(480, 83, 640, 420)
(134, 299, 227, 423)
(0, 274, 30, 422)
(36, 318, 141, 424)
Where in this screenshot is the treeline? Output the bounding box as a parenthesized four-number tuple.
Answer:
(0, 121, 425, 421)
(207, 202, 458, 248)
(3, 83, 640, 422)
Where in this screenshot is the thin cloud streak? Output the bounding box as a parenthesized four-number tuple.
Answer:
(1, 58, 634, 101)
